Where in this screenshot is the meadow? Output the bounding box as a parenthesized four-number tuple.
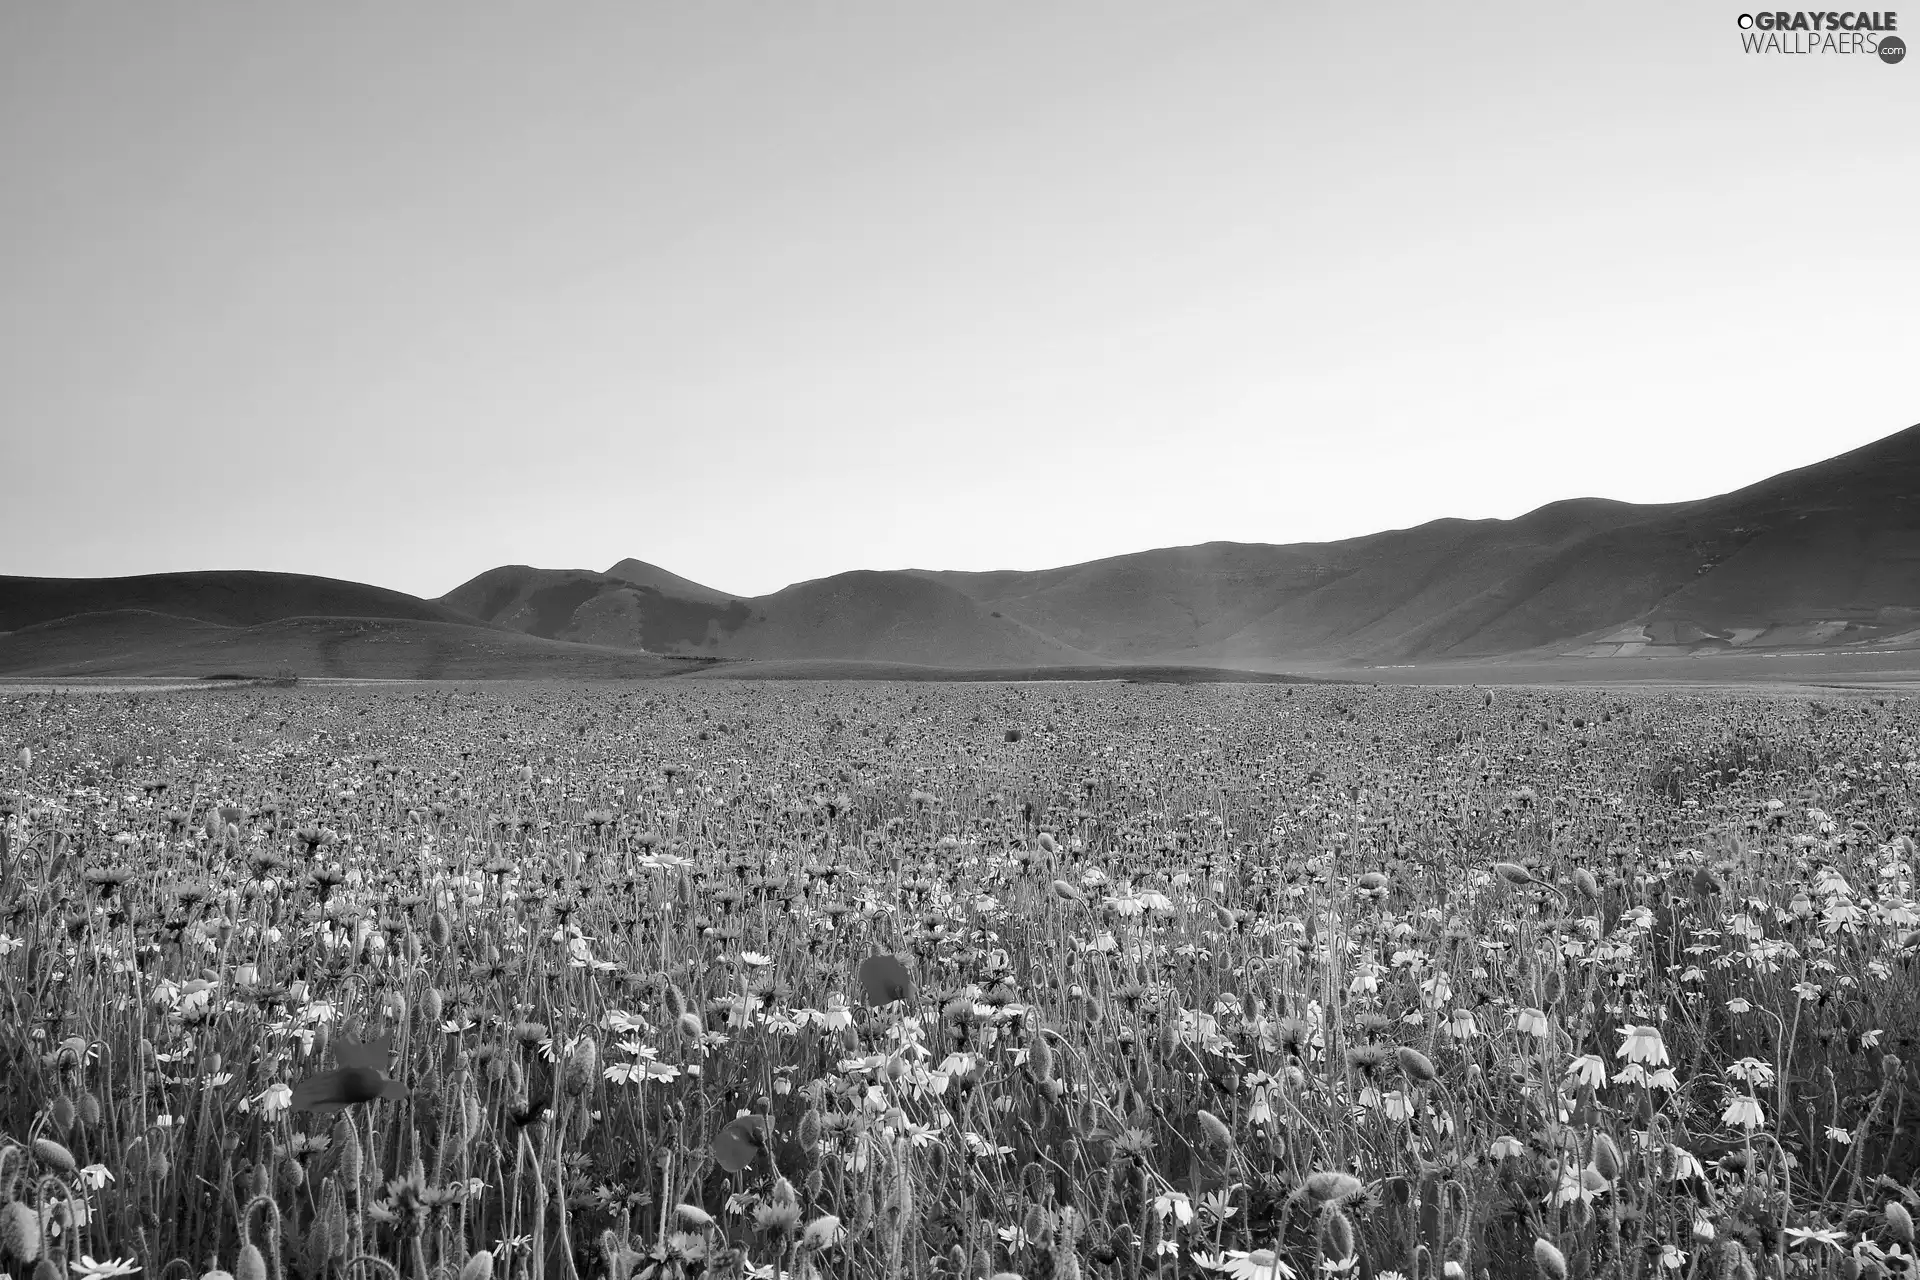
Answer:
(1, 680, 1917, 1280)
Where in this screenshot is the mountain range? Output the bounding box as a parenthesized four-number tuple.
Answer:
(5, 422, 1918, 678)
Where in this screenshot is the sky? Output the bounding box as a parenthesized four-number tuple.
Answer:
(3, 3, 1916, 600)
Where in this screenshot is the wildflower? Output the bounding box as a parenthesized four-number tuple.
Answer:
(1668, 1146, 1706, 1181)
(77, 1164, 113, 1190)
(1548, 1161, 1609, 1208)
(1205, 1248, 1297, 1279)
(1199, 1189, 1240, 1222)
(1617, 1024, 1669, 1067)
(70, 1257, 142, 1279)
(1722, 1092, 1765, 1130)
(1565, 1055, 1607, 1089)
(996, 1224, 1034, 1249)
(1153, 1190, 1195, 1225)
(1345, 1043, 1391, 1076)
(1783, 1226, 1846, 1250)
(1515, 1007, 1551, 1040)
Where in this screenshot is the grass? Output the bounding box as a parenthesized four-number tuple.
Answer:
(0, 680, 1917, 1280)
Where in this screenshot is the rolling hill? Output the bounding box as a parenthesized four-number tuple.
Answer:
(915, 426, 1920, 664)
(911, 496, 1674, 663)
(9, 420, 1919, 675)
(0, 610, 711, 680)
(440, 565, 1098, 666)
(440, 421, 1920, 667)
(0, 570, 481, 632)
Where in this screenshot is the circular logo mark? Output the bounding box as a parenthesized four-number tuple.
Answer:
(1880, 34, 1907, 63)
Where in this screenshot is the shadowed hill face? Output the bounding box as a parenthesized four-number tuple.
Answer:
(0, 571, 480, 632)
(0, 609, 710, 679)
(439, 565, 1094, 665)
(439, 565, 753, 651)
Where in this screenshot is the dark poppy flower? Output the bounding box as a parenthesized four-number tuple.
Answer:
(292, 1035, 407, 1113)
(857, 954, 913, 1006)
(713, 1115, 770, 1174)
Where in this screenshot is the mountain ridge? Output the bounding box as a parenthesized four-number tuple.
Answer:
(7, 421, 1917, 674)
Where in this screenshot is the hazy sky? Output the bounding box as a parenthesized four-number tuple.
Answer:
(4, 3, 1916, 600)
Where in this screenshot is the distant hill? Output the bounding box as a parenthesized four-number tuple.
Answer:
(605, 558, 739, 605)
(0, 570, 480, 632)
(439, 565, 1098, 666)
(435, 422, 1920, 668)
(0, 610, 712, 679)
(12, 420, 1920, 675)
(682, 659, 1338, 683)
(726, 571, 1098, 665)
(912, 496, 1670, 662)
(909, 427, 1920, 664)
(438, 564, 743, 650)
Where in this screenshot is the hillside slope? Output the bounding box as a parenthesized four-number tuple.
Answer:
(605, 558, 739, 605)
(916, 497, 1669, 662)
(0, 610, 710, 679)
(909, 425, 1920, 664)
(440, 566, 1102, 666)
(440, 565, 752, 651)
(0, 570, 481, 632)
(19, 421, 1919, 673)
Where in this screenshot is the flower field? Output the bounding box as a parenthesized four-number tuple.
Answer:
(3, 679, 1919, 1280)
